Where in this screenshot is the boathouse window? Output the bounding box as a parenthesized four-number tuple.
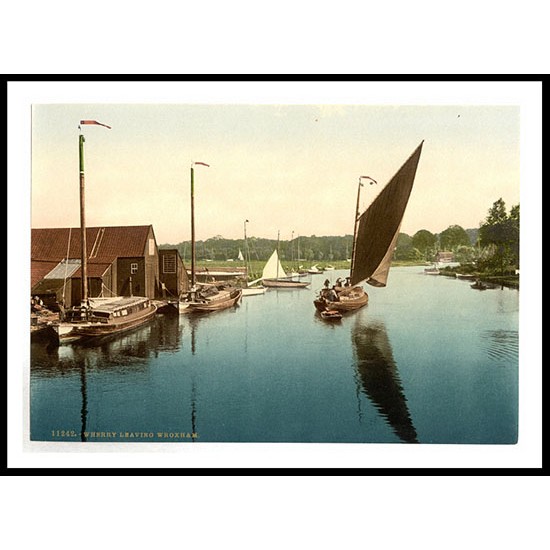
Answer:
(163, 254, 177, 274)
(131, 263, 138, 274)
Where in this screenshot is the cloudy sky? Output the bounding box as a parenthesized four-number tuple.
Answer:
(20, 81, 533, 246)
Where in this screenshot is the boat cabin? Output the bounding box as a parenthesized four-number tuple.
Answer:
(63, 297, 153, 323)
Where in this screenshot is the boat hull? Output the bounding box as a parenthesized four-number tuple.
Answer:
(54, 303, 157, 344)
(241, 286, 266, 296)
(314, 286, 369, 313)
(262, 278, 310, 288)
(186, 288, 242, 312)
(320, 309, 343, 321)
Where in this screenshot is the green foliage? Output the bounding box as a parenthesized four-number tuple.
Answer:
(439, 225, 471, 251)
(412, 230, 437, 259)
(159, 199, 519, 272)
(477, 199, 519, 273)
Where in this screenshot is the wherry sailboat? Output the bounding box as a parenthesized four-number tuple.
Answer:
(54, 121, 157, 344)
(261, 231, 310, 288)
(181, 162, 242, 312)
(315, 142, 424, 313)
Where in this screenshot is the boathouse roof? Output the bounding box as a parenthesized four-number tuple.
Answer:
(31, 225, 154, 261)
(31, 225, 156, 289)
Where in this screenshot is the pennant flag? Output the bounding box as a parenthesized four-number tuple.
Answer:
(194, 161, 210, 167)
(361, 176, 377, 184)
(80, 120, 112, 129)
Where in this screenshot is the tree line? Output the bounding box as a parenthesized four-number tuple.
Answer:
(160, 198, 519, 272)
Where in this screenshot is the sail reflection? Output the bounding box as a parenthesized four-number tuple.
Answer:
(351, 316, 418, 443)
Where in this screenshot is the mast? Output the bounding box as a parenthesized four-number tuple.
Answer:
(244, 219, 250, 282)
(77, 120, 111, 307)
(350, 176, 377, 280)
(276, 230, 280, 280)
(190, 165, 196, 288)
(190, 161, 210, 288)
(78, 133, 88, 305)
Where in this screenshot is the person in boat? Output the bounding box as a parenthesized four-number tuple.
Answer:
(324, 279, 330, 289)
(344, 277, 351, 287)
(31, 295, 44, 313)
(335, 277, 343, 288)
(326, 287, 339, 302)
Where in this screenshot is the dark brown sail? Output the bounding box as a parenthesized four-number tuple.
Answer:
(351, 141, 423, 286)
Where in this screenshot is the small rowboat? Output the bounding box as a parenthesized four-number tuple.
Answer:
(320, 309, 343, 321)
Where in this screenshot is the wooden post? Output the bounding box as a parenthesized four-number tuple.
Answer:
(79, 134, 88, 306)
(190, 165, 196, 288)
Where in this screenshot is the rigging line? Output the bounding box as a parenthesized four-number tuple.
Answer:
(62, 227, 72, 306)
(100, 282, 117, 297)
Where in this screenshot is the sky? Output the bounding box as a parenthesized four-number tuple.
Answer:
(22, 82, 529, 246)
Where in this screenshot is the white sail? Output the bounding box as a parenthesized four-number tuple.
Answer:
(262, 249, 287, 279)
(237, 249, 244, 261)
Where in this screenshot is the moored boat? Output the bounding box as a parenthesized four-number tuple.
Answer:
(179, 162, 243, 313)
(424, 264, 440, 275)
(54, 296, 157, 344)
(185, 284, 242, 312)
(456, 273, 476, 280)
(263, 277, 310, 288)
(52, 121, 156, 345)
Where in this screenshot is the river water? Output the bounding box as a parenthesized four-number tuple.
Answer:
(29, 267, 519, 444)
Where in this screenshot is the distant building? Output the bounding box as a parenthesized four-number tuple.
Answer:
(435, 251, 454, 263)
(31, 225, 187, 308)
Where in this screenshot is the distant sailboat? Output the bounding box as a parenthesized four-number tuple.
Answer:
(262, 232, 310, 288)
(315, 142, 423, 313)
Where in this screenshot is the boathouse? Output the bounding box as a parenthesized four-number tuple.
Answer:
(158, 248, 189, 300)
(31, 225, 178, 308)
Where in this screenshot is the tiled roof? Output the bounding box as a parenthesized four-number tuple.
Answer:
(31, 226, 153, 262)
(31, 260, 60, 289)
(31, 226, 154, 291)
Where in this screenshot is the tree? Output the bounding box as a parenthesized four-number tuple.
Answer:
(478, 198, 520, 274)
(412, 230, 437, 259)
(439, 225, 470, 251)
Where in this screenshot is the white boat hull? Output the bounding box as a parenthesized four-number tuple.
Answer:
(242, 287, 266, 296)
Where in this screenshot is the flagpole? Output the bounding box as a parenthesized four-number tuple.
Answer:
(79, 131, 88, 307)
(78, 120, 111, 310)
(190, 164, 196, 288)
(190, 162, 210, 290)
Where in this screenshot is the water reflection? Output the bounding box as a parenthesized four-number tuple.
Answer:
(351, 315, 418, 443)
(80, 357, 88, 441)
(31, 314, 184, 442)
(31, 314, 182, 375)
